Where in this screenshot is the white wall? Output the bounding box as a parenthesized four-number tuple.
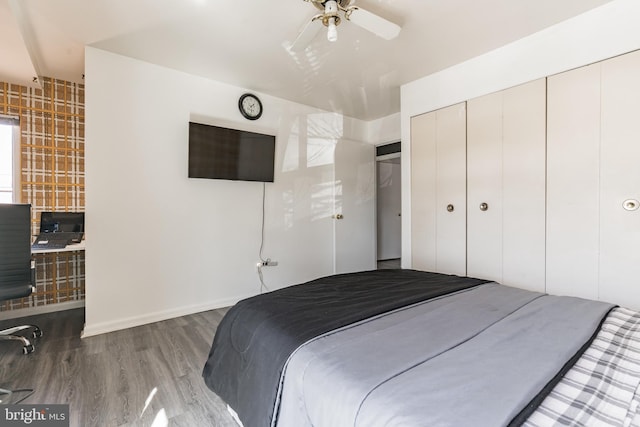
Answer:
(84, 47, 373, 336)
(401, 0, 640, 267)
(367, 112, 400, 145)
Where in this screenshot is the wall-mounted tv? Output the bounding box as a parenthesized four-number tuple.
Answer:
(188, 122, 275, 183)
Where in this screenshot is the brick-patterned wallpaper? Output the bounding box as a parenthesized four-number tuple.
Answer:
(0, 77, 85, 311)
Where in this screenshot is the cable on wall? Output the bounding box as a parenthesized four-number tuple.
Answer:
(256, 182, 270, 293)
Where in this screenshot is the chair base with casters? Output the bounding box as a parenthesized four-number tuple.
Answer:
(0, 387, 35, 404)
(0, 283, 43, 355)
(0, 388, 12, 404)
(0, 324, 42, 354)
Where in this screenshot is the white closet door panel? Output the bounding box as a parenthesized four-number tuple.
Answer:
(411, 112, 437, 271)
(502, 79, 546, 292)
(546, 63, 601, 300)
(467, 92, 503, 282)
(410, 103, 466, 275)
(435, 103, 467, 276)
(599, 50, 640, 309)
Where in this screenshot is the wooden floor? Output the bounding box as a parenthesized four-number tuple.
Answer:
(0, 308, 238, 427)
(377, 258, 401, 269)
(1, 262, 404, 426)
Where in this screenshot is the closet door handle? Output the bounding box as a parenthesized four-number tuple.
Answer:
(479, 203, 489, 211)
(623, 199, 639, 211)
(446, 204, 454, 212)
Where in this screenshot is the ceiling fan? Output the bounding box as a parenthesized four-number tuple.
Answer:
(289, 0, 401, 52)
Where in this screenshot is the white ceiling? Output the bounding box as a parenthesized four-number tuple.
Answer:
(0, 0, 615, 121)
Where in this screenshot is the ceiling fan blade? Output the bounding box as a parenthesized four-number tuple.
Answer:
(346, 7, 401, 40)
(290, 18, 324, 52)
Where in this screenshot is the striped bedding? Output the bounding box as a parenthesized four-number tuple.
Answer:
(525, 307, 640, 426)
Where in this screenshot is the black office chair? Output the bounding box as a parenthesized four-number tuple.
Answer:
(0, 204, 42, 355)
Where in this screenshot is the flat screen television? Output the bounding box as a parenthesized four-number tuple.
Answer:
(188, 122, 275, 183)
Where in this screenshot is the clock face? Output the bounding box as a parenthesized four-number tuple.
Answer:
(239, 94, 263, 120)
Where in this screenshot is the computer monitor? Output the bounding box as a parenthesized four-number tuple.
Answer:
(39, 212, 84, 233)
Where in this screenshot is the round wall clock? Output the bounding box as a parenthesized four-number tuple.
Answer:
(238, 93, 263, 120)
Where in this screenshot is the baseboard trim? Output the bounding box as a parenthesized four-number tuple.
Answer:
(0, 300, 85, 321)
(80, 294, 252, 338)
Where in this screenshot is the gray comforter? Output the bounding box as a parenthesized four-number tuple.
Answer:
(275, 283, 614, 427)
(203, 269, 488, 427)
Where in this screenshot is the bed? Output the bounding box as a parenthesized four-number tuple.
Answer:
(202, 269, 640, 427)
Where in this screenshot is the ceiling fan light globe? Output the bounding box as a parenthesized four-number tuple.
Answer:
(327, 18, 338, 42)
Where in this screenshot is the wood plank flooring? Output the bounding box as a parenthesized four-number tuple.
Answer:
(0, 308, 238, 427)
(377, 258, 401, 269)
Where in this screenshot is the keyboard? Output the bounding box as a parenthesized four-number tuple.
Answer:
(31, 232, 83, 250)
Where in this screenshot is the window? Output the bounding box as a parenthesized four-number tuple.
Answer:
(0, 116, 19, 204)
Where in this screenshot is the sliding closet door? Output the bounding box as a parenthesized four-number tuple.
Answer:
(501, 80, 546, 291)
(435, 104, 467, 276)
(598, 50, 640, 308)
(546, 63, 601, 300)
(467, 91, 503, 283)
(411, 103, 466, 275)
(411, 111, 437, 271)
(467, 79, 546, 292)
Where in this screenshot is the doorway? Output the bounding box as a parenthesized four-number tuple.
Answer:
(376, 142, 401, 269)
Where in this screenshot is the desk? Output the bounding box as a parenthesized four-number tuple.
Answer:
(29, 241, 85, 310)
(31, 241, 85, 255)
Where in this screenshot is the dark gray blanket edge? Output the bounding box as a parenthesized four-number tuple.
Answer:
(202, 269, 490, 427)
